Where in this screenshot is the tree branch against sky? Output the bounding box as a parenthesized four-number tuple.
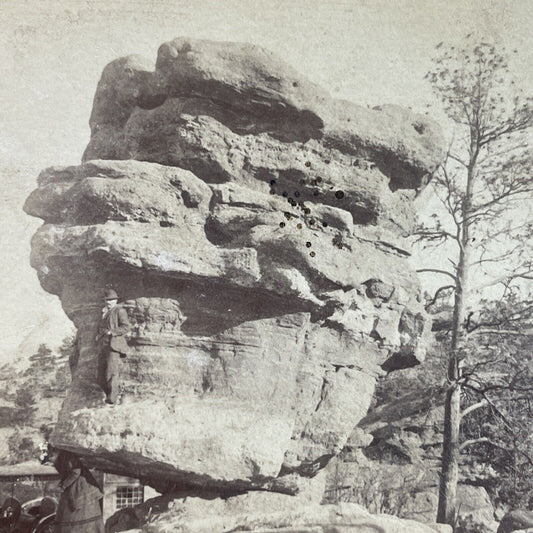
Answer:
(416, 37, 533, 526)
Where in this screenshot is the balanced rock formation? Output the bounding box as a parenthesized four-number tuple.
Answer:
(24, 38, 446, 497)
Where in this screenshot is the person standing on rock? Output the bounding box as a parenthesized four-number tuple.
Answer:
(96, 288, 130, 404)
(51, 450, 104, 533)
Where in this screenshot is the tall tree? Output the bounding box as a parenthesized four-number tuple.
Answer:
(418, 38, 533, 526)
(24, 344, 56, 378)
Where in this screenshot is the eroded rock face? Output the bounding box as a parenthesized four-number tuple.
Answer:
(24, 38, 446, 492)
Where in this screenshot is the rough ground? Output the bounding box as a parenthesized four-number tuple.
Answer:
(106, 491, 451, 533)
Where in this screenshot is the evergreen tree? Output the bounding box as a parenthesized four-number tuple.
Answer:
(24, 343, 63, 398)
(419, 37, 532, 526)
(13, 386, 37, 425)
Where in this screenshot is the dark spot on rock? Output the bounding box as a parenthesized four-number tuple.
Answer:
(309, 219, 315, 225)
(159, 220, 173, 228)
(313, 190, 320, 196)
(297, 223, 302, 229)
(279, 222, 286, 228)
(306, 241, 312, 248)
(299, 179, 306, 185)
(413, 121, 426, 134)
(381, 353, 420, 372)
(269, 189, 275, 195)
(137, 92, 167, 110)
(332, 234, 344, 249)
(303, 208, 311, 215)
(316, 177, 322, 183)
(335, 190, 345, 200)
(284, 212, 292, 220)
(293, 81, 299, 87)
(181, 190, 199, 208)
(270, 179, 276, 185)
(305, 161, 311, 167)
(325, 159, 330, 164)
(282, 191, 288, 197)
(323, 221, 328, 227)
(294, 191, 300, 197)
(310, 251, 316, 257)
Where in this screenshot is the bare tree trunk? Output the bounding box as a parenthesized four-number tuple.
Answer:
(437, 369, 461, 524)
(437, 161, 475, 525)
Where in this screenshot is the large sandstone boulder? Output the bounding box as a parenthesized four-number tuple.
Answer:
(24, 38, 446, 493)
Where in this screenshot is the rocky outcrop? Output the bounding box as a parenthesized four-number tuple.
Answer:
(497, 510, 533, 533)
(24, 38, 445, 495)
(105, 491, 451, 533)
(83, 39, 444, 205)
(326, 349, 499, 531)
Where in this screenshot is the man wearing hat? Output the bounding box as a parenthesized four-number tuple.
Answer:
(96, 288, 130, 404)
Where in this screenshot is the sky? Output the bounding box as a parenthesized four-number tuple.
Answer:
(0, 0, 532, 364)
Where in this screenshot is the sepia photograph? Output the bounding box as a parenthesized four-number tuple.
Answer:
(0, 1, 532, 532)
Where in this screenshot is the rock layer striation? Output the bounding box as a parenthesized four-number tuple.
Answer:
(25, 38, 446, 492)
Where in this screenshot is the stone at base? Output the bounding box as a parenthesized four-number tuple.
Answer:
(497, 510, 533, 533)
(106, 492, 451, 533)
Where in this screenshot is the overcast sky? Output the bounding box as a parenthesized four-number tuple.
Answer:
(1, 0, 532, 363)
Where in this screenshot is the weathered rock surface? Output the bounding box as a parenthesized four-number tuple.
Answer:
(84, 40, 444, 191)
(105, 492, 451, 533)
(497, 510, 533, 533)
(24, 38, 446, 493)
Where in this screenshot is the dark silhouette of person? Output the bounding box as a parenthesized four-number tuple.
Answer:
(52, 450, 104, 533)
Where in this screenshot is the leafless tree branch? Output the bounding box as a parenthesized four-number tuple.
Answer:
(417, 269, 458, 282)
(460, 399, 489, 419)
